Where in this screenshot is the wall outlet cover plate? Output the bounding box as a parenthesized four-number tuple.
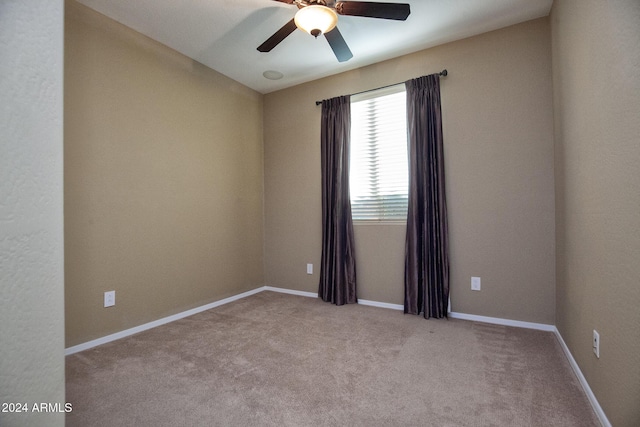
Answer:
(104, 291, 115, 307)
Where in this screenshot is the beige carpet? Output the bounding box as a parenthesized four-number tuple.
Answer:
(66, 291, 599, 426)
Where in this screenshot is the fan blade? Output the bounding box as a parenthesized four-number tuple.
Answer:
(335, 1, 410, 20)
(257, 19, 298, 52)
(272, 0, 295, 3)
(324, 27, 353, 62)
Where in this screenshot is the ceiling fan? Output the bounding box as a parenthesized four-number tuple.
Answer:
(257, 0, 411, 62)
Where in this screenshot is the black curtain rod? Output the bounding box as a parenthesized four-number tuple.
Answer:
(315, 69, 448, 106)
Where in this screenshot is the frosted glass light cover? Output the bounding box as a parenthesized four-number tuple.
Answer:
(294, 6, 338, 37)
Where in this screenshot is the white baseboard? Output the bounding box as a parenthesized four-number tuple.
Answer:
(448, 311, 556, 332)
(64, 287, 264, 355)
(553, 328, 611, 427)
(64, 285, 610, 426)
(358, 299, 404, 311)
(350, 301, 556, 333)
(263, 286, 317, 298)
(263, 287, 406, 311)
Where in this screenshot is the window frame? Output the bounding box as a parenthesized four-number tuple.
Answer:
(349, 84, 408, 224)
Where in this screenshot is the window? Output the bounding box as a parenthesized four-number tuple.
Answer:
(350, 85, 408, 221)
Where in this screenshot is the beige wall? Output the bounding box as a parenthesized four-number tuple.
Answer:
(264, 18, 556, 324)
(551, 0, 640, 425)
(64, 1, 264, 346)
(0, 1, 66, 426)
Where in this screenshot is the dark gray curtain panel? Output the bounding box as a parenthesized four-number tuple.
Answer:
(404, 74, 449, 318)
(319, 96, 357, 305)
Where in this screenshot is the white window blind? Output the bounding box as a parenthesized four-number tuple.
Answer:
(350, 85, 408, 221)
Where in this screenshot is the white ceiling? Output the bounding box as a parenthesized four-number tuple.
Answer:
(76, 0, 552, 94)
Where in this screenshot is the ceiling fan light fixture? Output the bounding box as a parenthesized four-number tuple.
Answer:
(294, 5, 338, 38)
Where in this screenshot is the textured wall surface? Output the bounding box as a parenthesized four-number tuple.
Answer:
(551, 0, 640, 425)
(64, 0, 264, 347)
(0, 1, 66, 426)
(264, 18, 556, 324)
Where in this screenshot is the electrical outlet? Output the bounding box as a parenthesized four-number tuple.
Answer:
(307, 263, 313, 275)
(104, 291, 115, 308)
(471, 276, 481, 291)
(593, 330, 600, 358)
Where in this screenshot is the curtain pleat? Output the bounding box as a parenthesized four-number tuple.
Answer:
(404, 75, 449, 318)
(319, 96, 357, 305)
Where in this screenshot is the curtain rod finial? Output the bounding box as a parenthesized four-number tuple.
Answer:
(440, 69, 448, 77)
